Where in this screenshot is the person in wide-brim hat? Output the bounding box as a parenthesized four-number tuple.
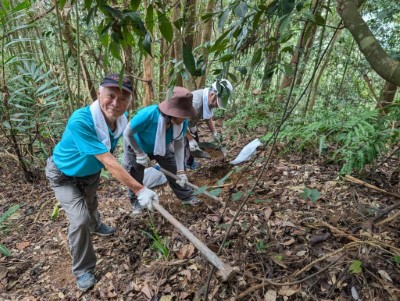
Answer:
(158, 86, 196, 118)
(122, 86, 203, 215)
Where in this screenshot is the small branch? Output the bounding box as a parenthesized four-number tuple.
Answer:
(344, 174, 400, 199)
(237, 256, 343, 300)
(376, 210, 400, 226)
(316, 220, 360, 242)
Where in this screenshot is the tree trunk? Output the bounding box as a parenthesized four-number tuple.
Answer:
(183, 0, 197, 90)
(307, 30, 340, 112)
(336, 0, 400, 86)
(197, 0, 216, 88)
(378, 81, 397, 114)
(171, 1, 183, 87)
(142, 53, 155, 106)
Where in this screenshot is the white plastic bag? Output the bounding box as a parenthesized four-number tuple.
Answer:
(143, 167, 167, 188)
(230, 138, 262, 165)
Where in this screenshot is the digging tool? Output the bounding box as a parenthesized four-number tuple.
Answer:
(156, 166, 219, 202)
(198, 141, 228, 159)
(190, 148, 211, 159)
(152, 201, 235, 281)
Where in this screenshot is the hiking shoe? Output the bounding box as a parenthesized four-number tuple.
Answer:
(93, 223, 115, 237)
(131, 201, 143, 215)
(77, 271, 95, 291)
(182, 196, 203, 206)
(185, 160, 200, 171)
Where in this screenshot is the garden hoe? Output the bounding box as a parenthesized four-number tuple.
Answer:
(151, 200, 235, 281)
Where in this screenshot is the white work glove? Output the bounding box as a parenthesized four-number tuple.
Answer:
(136, 153, 150, 167)
(137, 187, 159, 210)
(176, 173, 188, 188)
(189, 139, 201, 152)
(213, 131, 222, 143)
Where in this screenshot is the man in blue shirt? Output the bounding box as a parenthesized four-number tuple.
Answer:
(123, 86, 202, 214)
(45, 74, 158, 291)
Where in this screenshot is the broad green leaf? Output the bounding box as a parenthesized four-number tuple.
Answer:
(193, 186, 208, 196)
(235, 66, 247, 76)
(145, 4, 154, 33)
(58, 0, 67, 10)
(131, 0, 141, 11)
(0, 244, 11, 257)
(252, 10, 263, 30)
(283, 62, 293, 76)
(51, 204, 60, 220)
(251, 48, 262, 68)
(220, 54, 234, 62)
(209, 188, 222, 197)
(232, 192, 243, 202)
(157, 11, 173, 43)
(102, 5, 123, 19)
(393, 256, 400, 264)
(124, 12, 147, 37)
(0, 204, 21, 224)
(142, 32, 152, 56)
(278, 14, 291, 34)
(217, 170, 233, 186)
(302, 10, 316, 22)
(300, 188, 320, 202)
(349, 260, 362, 274)
(234, 2, 247, 18)
(109, 42, 122, 61)
(183, 42, 196, 76)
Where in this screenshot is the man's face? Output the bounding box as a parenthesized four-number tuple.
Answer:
(98, 86, 132, 119)
(171, 117, 185, 125)
(208, 92, 219, 109)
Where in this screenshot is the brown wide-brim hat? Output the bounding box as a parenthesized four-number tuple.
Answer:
(158, 87, 196, 118)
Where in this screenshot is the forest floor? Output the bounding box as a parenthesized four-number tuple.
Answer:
(0, 121, 399, 301)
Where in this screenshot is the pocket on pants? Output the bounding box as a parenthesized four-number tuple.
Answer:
(45, 157, 66, 184)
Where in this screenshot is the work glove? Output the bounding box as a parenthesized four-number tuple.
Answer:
(136, 153, 150, 167)
(213, 131, 222, 144)
(137, 187, 159, 210)
(176, 173, 188, 188)
(189, 139, 201, 152)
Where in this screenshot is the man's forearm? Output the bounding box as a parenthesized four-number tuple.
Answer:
(96, 152, 143, 194)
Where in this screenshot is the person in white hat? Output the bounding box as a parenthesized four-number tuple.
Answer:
(123, 86, 203, 214)
(185, 79, 233, 169)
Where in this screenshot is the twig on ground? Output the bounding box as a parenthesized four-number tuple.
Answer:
(344, 175, 400, 199)
(316, 220, 360, 242)
(376, 210, 400, 226)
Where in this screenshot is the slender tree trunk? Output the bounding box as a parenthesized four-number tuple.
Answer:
(143, 52, 155, 106)
(171, 1, 183, 87)
(197, 0, 216, 88)
(378, 81, 397, 114)
(61, 11, 97, 102)
(307, 30, 340, 112)
(183, 0, 197, 90)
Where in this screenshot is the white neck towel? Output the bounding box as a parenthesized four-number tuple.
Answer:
(89, 100, 128, 150)
(154, 114, 183, 156)
(202, 88, 214, 120)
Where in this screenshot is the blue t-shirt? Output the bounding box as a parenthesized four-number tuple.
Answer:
(129, 105, 188, 154)
(53, 106, 119, 177)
